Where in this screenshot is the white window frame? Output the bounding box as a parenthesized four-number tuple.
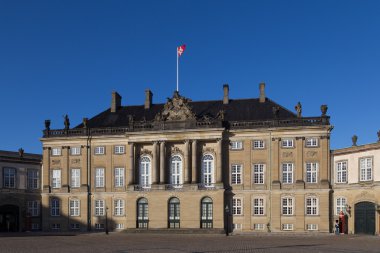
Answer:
(115, 223, 124, 230)
(71, 168, 80, 188)
(51, 198, 60, 216)
(282, 163, 293, 184)
(253, 223, 265, 230)
(27, 169, 39, 189)
(170, 155, 183, 187)
(306, 138, 318, 147)
(114, 167, 125, 187)
(70, 223, 80, 230)
(231, 164, 242, 185)
(253, 164, 265, 184)
(359, 157, 372, 181)
(3, 167, 16, 188)
(70, 147, 81, 156)
(306, 197, 318, 215)
(336, 161, 348, 183)
(52, 169, 61, 188)
(282, 139, 294, 148)
(51, 224, 61, 230)
(282, 224, 294, 231)
(336, 197, 347, 215)
(253, 198, 265, 215)
(140, 156, 152, 188)
(202, 154, 215, 187)
(94, 146, 105, 155)
(253, 140, 265, 149)
(95, 200, 105, 216)
(95, 168, 105, 188)
(114, 145, 125, 154)
(27, 201, 40, 217)
(307, 224, 318, 231)
(232, 198, 243, 215)
(51, 148, 61, 156)
(70, 199, 80, 216)
(230, 141, 243, 150)
(95, 223, 104, 230)
(114, 199, 125, 216)
(282, 197, 294, 215)
(306, 162, 318, 183)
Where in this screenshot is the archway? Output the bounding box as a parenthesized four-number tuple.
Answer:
(0, 205, 19, 232)
(355, 201, 375, 235)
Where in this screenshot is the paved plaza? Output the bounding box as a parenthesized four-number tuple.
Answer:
(0, 233, 379, 253)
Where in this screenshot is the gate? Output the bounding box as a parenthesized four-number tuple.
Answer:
(355, 201, 375, 235)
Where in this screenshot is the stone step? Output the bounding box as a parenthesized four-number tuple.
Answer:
(123, 228, 225, 234)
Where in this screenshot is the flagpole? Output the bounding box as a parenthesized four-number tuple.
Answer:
(176, 47, 179, 92)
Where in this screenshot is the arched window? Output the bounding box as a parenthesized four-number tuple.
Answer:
(137, 198, 149, 228)
(201, 197, 213, 228)
(51, 198, 60, 216)
(202, 154, 214, 187)
(170, 155, 183, 187)
(140, 156, 151, 188)
(168, 197, 180, 228)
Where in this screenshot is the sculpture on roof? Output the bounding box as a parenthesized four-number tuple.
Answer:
(352, 135, 358, 146)
(64, 114, 70, 130)
(295, 102, 302, 118)
(158, 91, 196, 121)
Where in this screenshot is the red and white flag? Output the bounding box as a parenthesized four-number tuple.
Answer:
(177, 44, 186, 56)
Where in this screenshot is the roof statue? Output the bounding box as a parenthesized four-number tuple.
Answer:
(158, 91, 196, 121)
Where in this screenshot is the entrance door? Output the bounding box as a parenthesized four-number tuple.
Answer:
(0, 205, 19, 232)
(355, 201, 375, 235)
(201, 197, 213, 228)
(137, 198, 149, 229)
(168, 198, 180, 228)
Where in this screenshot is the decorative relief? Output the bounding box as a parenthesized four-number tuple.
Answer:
(306, 151, 318, 157)
(170, 147, 184, 156)
(71, 159, 81, 165)
(51, 159, 61, 165)
(282, 152, 293, 158)
(203, 147, 215, 154)
(140, 149, 152, 156)
(155, 91, 196, 121)
(356, 191, 375, 202)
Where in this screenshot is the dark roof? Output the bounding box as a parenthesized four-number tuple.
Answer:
(76, 97, 297, 129)
(0, 150, 42, 164)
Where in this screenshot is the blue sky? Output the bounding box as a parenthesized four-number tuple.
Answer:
(1, 0, 379, 154)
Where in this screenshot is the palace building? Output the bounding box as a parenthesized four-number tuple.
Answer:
(40, 83, 332, 233)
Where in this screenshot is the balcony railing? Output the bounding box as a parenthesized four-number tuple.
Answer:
(130, 183, 223, 192)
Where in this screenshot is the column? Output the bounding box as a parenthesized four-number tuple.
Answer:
(191, 140, 197, 184)
(160, 141, 166, 184)
(129, 142, 134, 185)
(184, 140, 190, 183)
(271, 138, 280, 189)
(217, 138, 222, 183)
(153, 141, 158, 184)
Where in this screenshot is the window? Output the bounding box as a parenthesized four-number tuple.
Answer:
(360, 157, 372, 181)
(233, 224, 242, 230)
(31, 223, 40, 230)
(95, 223, 104, 230)
(230, 141, 243, 150)
(140, 156, 151, 188)
(232, 198, 242, 215)
(71, 169, 80, 188)
(282, 224, 293, 231)
(137, 198, 149, 228)
(51, 198, 60, 216)
(253, 223, 265, 230)
(306, 197, 318, 215)
(168, 197, 180, 228)
(51, 148, 61, 156)
(253, 164, 265, 184)
(170, 155, 183, 187)
(114, 199, 124, 216)
(70, 147, 81, 155)
(52, 169, 61, 188)
(336, 161, 347, 183)
(115, 224, 124, 230)
(336, 197, 347, 215)
(94, 146, 105, 155)
(70, 223, 80, 230)
(306, 162, 318, 183)
(27, 201, 40, 216)
(282, 163, 293, 184)
(70, 199, 80, 216)
(3, 167, 16, 188)
(282, 197, 294, 215)
(114, 145, 125, 154)
(95, 168, 105, 188)
(51, 224, 61, 230)
(306, 138, 318, 147)
(253, 198, 265, 215)
(202, 154, 214, 187)
(253, 140, 265, 149)
(282, 139, 294, 148)
(201, 197, 213, 228)
(307, 224, 318, 231)
(231, 164, 242, 184)
(95, 200, 105, 216)
(114, 167, 125, 187)
(27, 169, 39, 189)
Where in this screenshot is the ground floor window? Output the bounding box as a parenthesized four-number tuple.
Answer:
(168, 198, 180, 228)
(137, 198, 149, 229)
(201, 197, 213, 228)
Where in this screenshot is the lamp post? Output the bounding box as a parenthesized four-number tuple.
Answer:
(225, 205, 230, 236)
(105, 206, 109, 235)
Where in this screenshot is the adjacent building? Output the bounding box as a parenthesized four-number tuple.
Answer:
(332, 136, 380, 235)
(0, 149, 42, 232)
(40, 83, 332, 233)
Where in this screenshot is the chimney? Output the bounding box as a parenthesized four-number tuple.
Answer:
(223, 84, 229, 104)
(145, 89, 153, 109)
(259, 82, 266, 103)
(111, 91, 122, 113)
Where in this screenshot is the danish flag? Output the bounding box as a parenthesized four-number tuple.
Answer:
(177, 44, 186, 56)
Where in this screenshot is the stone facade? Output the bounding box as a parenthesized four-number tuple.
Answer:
(40, 84, 332, 233)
